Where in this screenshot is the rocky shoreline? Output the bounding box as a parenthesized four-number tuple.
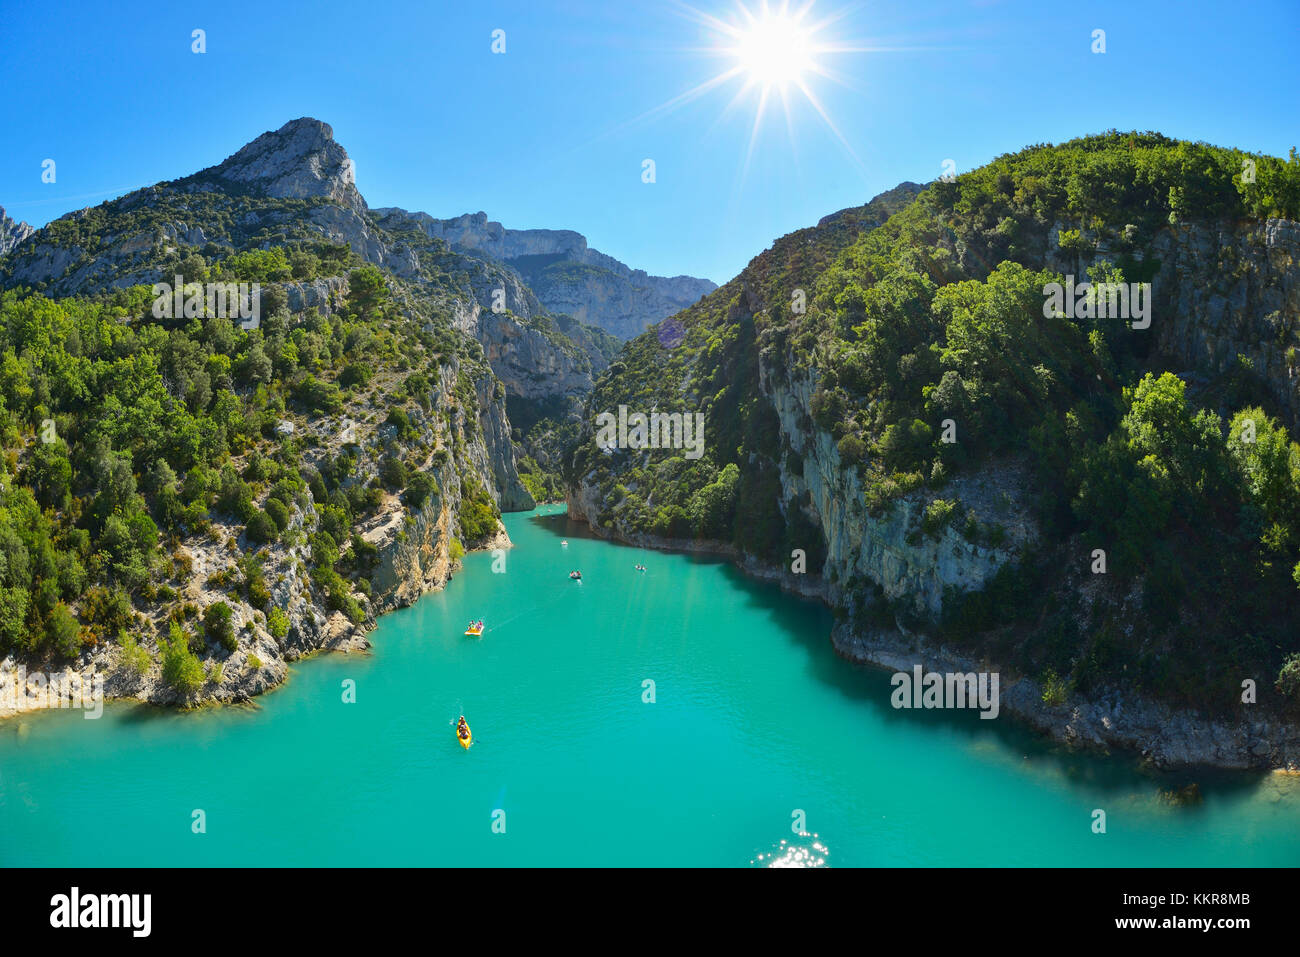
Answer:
(565, 494, 1300, 772)
(11, 484, 1300, 773)
(0, 523, 512, 722)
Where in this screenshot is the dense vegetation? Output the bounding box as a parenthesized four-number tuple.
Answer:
(0, 249, 501, 669)
(571, 132, 1300, 713)
(0, 136, 659, 699)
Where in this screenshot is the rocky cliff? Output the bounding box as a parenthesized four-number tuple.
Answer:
(0, 206, 33, 257)
(0, 120, 553, 717)
(565, 159, 1300, 769)
(0, 299, 518, 715)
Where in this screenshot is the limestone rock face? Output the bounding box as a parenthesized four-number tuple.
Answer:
(196, 117, 364, 211)
(281, 276, 348, 314)
(765, 367, 1036, 618)
(1146, 219, 1300, 426)
(362, 360, 531, 612)
(453, 299, 596, 401)
(0, 206, 33, 256)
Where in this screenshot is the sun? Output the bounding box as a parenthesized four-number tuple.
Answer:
(648, 0, 872, 177)
(729, 9, 816, 91)
(604, 1, 879, 179)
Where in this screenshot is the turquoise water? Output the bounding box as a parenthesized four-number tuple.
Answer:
(1, 506, 1298, 866)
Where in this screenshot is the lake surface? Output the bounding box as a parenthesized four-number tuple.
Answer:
(2, 506, 1298, 866)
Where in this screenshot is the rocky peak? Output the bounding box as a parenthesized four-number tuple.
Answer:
(0, 206, 34, 256)
(195, 117, 364, 210)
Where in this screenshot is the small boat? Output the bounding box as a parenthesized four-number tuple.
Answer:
(457, 718, 472, 749)
(569, 570, 582, 580)
(464, 622, 484, 637)
(561, 540, 569, 547)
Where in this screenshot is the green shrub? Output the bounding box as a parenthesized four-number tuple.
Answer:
(267, 607, 290, 640)
(45, 603, 82, 658)
(162, 624, 205, 695)
(117, 632, 152, 676)
(404, 471, 437, 509)
(203, 601, 236, 652)
(379, 456, 409, 490)
(1276, 653, 1300, 711)
(1041, 669, 1068, 707)
(264, 497, 291, 532)
(836, 434, 867, 466)
(921, 499, 958, 538)
(245, 509, 278, 544)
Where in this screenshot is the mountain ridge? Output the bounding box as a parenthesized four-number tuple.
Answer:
(372, 207, 717, 339)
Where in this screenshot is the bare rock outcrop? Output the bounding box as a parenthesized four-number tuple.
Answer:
(194, 117, 365, 211)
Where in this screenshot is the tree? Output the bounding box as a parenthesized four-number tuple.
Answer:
(45, 602, 81, 657)
(378, 456, 409, 490)
(404, 471, 437, 509)
(203, 601, 236, 652)
(1228, 408, 1299, 525)
(245, 509, 278, 545)
(347, 266, 390, 319)
(162, 623, 205, 694)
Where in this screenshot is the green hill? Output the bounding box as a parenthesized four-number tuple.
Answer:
(568, 131, 1300, 718)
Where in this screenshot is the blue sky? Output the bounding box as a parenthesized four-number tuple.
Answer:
(1, 0, 1296, 284)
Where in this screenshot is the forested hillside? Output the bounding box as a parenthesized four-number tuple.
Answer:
(0, 118, 626, 704)
(569, 133, 1300, 717)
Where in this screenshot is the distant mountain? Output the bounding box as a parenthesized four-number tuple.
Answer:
(372, 208, 717, 340)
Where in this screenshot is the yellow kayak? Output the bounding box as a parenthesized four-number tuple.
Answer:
(458, 724, 472, 749)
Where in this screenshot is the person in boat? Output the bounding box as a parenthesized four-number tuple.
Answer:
(457, 716, 469, 738)
(476, 620, 483, 630)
